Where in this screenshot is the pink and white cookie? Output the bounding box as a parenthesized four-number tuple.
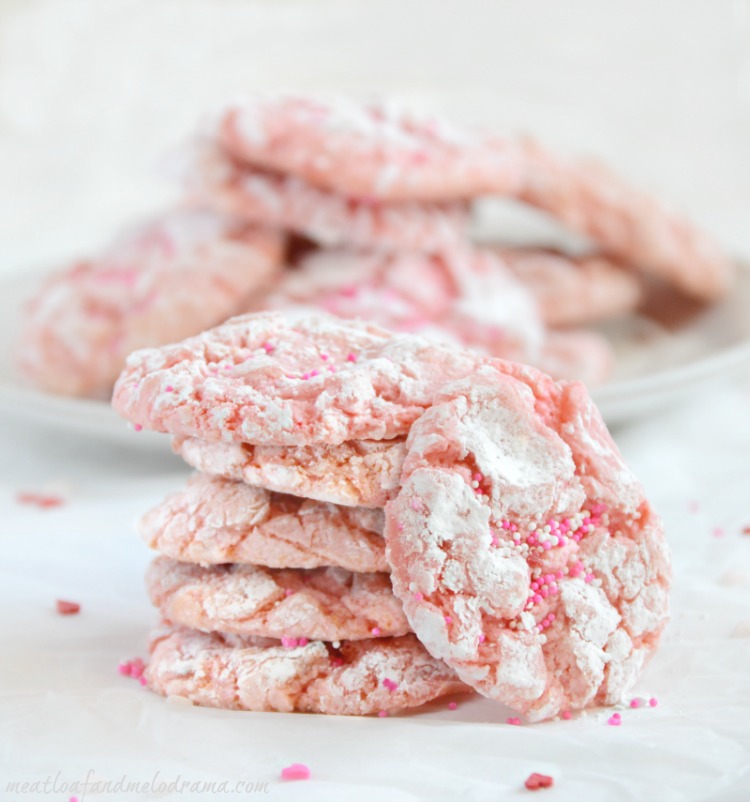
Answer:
(516, 139, 732, 301)
(384, 360, 670, 721)
(497, 248, 643, 327)
(218, 95, 522, 202)
(139, 473, 387, 572)
(18, 208, 284, 398)
(147, 624, 470, 715)
(188, 143, 470, 252)
(267, 247, 543, 363)
(146, 556, 409, 641)
(173, 435, 406, 508)
(113, 312, 481, 446)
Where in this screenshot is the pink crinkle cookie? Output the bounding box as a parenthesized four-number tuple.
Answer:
(18, 208, 283, 398)
(268, 247, 543, 362)
(112, 312, 481, 446)
(188, 143, 470, 252)
(516, 139, 732, 302)
(146, 556, 408, 641)
(173, 435, 406, 508)
(384, 360, 670, 721)
(146, 624, 470, 715)
(218, 95, 522, 202)
(139, 473, 387, 572)
(498, 248, 643, 327)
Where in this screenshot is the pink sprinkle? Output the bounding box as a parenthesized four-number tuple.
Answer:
(70, 797, 79, 802)
(56, 599, 80, 615)
(129, 658, 145, 679)
(320, 352, 329, 360)
(397, 522, 405, 531)
(16, 492, 65, 509)
(410, 497, 421, 511)
(134, 424, 142, 432)
(478, 633, 486, 643)
(448, 701, 458, 711)
(281, 636, 299, 648)
(281, 764, 311, 781)
(378, 710, 389, 718)
(444, 616, 452, 625)
(285, 588, 294, 597)
(371, 627, 381, 636)
(525, 773, 553, 791)
(607, 714, 621, 726)
(649, 697, 659, 707)
(532, 594, 542, 604)
(118, 661, 131, 676)
(413, 592, 423, 601)
(630, 698, 643, 709)
(506, 717, 521, 726)
(165, 385, 174, 392)
(346, 352, 357, 362)
(262, 341, 275, 353)
(297, 637, 309, 647)
(473, 473, 483, 482)
(383, 678, 398, 692)
(584, 573, 594, 584)
(562, 710, 572, 720)
(139, 676, 147, 686)
(712, 527, 724, 538)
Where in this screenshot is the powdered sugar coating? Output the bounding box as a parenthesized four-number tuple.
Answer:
(139, 473, 387, 572)
(384, 361, 670, 720)
(268, 247, 543, 362)
(498, 248, 642, 327)
(146, 624, 470, 715)
(173, 435, 406, 508)
(188, 142, 469, 252)
(18, 208, 283, 398)
(146, 557, 408, 641)
(112, 312, 481, 446)
(219, 95, 523, 201)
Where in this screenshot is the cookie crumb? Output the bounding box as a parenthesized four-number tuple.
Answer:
(56, 599, 80, 615)
(281, 764, 311, 781)
(525, 773, 553, 790)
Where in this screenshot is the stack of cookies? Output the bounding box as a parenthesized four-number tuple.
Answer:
(19, 95, 733, 399)
(114, 311, 671, 721)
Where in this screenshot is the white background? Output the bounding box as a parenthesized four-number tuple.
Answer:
(1, 2, 749, 801)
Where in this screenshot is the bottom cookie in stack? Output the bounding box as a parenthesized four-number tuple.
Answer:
(138, 473, 472, 715)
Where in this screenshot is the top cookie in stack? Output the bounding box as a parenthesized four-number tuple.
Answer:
(114, 311, 670, 721)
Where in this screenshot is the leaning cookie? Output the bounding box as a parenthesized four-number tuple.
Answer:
(146, 624, 471, 715)
(139, 473, 387, 572)
(173, 435, 406, 509)
(188, 142, 470, 252)
(384, 360, 670, 721)
(146, 557, 409, 641)
(112, 312, 481, 446)
(18, 208, 283, 398)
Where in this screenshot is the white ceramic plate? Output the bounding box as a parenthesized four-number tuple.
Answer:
(2, 264, 750, 446)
